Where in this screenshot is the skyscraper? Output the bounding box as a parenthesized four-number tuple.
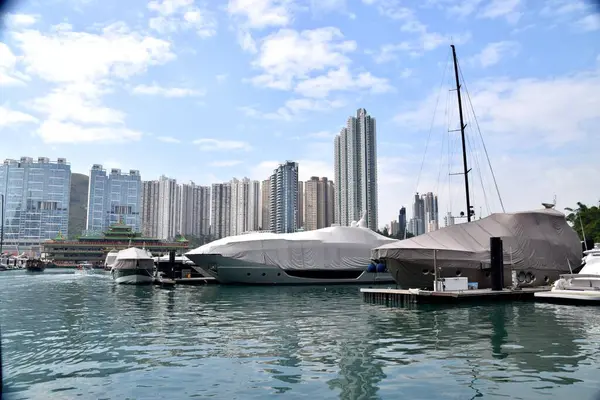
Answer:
(334, 108, 378, 230)
(141, 180, 160, 237)
(86, 165, 142, 233)
(269, 161, 298, 234)
(0, 157, 71, 250)
(297, 180, 304, 230)
(304, 176, 335, 231)
(158, 175, 180, 240)
(211, 182, 231, 239)
(398, 206, 406, 238)
(230, 177, 260, 235)
(179, 182, 211, 237)
(408, 192, 439, 236)
(260, 179, 270, 231)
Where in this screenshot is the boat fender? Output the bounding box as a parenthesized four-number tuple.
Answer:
(376, 263, 386, 273)
(367, 263, 376, 273)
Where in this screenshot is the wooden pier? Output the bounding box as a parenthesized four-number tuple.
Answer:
(360, 287, 551, 306)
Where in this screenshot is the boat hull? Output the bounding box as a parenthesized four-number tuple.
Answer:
(534, 290, 600, 304)
(186, 254, 395, 285)
(111, 268, 154, 284)
(386, 259, 564, 290)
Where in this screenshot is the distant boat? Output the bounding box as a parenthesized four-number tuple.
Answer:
(25, 259, 46, 272)
(76, 261, 95, 274)
(110, 247, 154, 284)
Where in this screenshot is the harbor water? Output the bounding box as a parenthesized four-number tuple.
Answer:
(1, 270, 599, 399)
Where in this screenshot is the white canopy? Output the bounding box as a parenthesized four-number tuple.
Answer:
(371, 208, 582, 271)
(116, 247, 153, 261)
(186, 225, 396, 270)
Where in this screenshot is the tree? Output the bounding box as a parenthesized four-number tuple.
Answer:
(382, 226, 389, 237)
(565, 202, 600, 243)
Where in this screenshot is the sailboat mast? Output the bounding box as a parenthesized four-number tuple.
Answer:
(451, 44, 472, 222)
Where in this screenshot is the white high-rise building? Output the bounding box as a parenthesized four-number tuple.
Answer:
(260, 179, 270, 231)
(230, 178, 260, 235)
(141, 180, 160, 237)
(86, 165, 142, 233)
(211, 182, 231, 239)
(179, 182, 211, 237)
(248, 179, 260, 232)
(158, 175, 180, 240)
(334, 108, 378, 230)
(304, 177, 335, 231)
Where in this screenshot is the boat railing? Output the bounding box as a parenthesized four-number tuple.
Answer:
(559, 274, 600, 279)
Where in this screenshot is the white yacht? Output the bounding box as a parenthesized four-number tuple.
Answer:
(110, 247, 154, 284)
(104, 249, 119, 271)
(185, 213, 397, 285)
(535, 244, 600, 303)
(76, 261, 95, 274)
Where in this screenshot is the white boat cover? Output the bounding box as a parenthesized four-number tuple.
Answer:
(114, 247, 154, 270)
(371, 208, 582, 271)
(186, 226, 397, 270)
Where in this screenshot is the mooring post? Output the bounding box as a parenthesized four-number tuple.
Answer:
(490, 237, 504, 291)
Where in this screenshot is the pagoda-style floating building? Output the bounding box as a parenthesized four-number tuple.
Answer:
(42, 222, 189, 267)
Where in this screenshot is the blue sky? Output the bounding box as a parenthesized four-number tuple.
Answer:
(0, 0, 599, 229)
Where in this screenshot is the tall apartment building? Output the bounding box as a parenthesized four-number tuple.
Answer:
(179, 182, 211, 237)
(0, 157, 71, 250)
(86, 165, 141, 233)
(304, 177, 335, 231)
(269, 161, 298, 234)
(230, 178, 260, 235)
(211, 182, 231, 239)
(398, 206, 406, 238)
(248, 179, 260, 232)
(334, 108, 378, 230)
(141, 180, 160, 237)
(297, 180, 304, 230)
(408, 192, 439, 236)
(158, 175, 180, 240)
(260, 179, 270, 231)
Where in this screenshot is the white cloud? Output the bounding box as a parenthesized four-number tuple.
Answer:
(36, 120, 142, 143)
(395, 69, 600, 147)
(3, 13, 39, 28)
(294, 65, 393, 98)
(29, 84, 125, 124)
(447, 0, 483, 17)
(0, 43, 28, 86)
(369, 32, 471, 63)
(157, 136, 181, 143)
(576, 14, 600, 31)
(216, 73, 228, 83)
(241, 97, 346, 121)
(12, 22, 175, 84)
(148, 0, 217, 37)
(193, 138, 252, 151)
(0, 106, 38, 127)
(227, 0, 294, 29)
(478, 0, 522, 23)
(132, 83, 204, 97)
(210, 160, 243, 167)
(236, 29, 258, 53)
(467, 41, 520, 68)
(250, 27, 356, 90)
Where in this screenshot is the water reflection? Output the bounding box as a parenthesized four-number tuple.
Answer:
(0, 272, 599, 399)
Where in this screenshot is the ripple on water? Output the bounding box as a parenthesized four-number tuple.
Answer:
(1, 272, 600, 399)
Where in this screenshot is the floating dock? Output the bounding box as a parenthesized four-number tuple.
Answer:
(360, 287, 551, 306)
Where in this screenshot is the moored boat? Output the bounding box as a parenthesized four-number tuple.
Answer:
(110, 247, 154, 284)
(535, 244, 600, 304)
(25, 259, 46, 272)
(186, 213, 397, 285)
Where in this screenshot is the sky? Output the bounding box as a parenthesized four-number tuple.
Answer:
(0, 0, 599, 230)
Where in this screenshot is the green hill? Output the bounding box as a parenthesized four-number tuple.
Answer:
(68, 173, 89, 238)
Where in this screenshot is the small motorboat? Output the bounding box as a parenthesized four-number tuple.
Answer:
(25, 259, 46, 272)
(535, 244, 600, 304)
(76, 261, 95, 274)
